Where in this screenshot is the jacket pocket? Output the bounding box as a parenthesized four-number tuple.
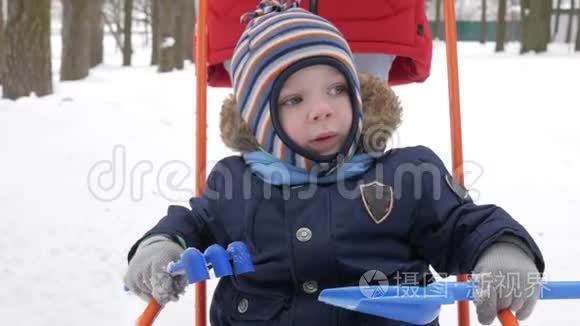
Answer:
(226, 290, 288, 323)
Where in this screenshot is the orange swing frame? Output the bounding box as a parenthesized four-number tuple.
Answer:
(137, 0, 521, 325)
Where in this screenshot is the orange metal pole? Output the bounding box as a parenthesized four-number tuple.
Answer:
(498, 310, 520, 326)
(442, 1, 518, 326)
(134, 2, 209, 325)
(195, 0, 209, 325)
(136, 300, 162, 326)
(441, 0, 469, 325)
(443, 0, 464, 179)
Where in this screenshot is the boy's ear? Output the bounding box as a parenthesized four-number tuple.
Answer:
(357, 73, 403, 154)
(220, 94, 261, 153)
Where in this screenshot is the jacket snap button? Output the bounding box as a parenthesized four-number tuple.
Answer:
(237, 298, 249, 314)
(296, 227, 312, 242)
(302, 280, 318, 294)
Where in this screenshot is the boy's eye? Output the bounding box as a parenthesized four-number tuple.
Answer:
(280, 96, 302, 106)
(329, 84, 346, 96)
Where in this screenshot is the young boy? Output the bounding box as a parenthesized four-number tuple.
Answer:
(124, 2, 544, 325)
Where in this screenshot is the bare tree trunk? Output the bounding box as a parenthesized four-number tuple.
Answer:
(576, 3, 580, 51)
(102, 10, 124, 50)
(140, 0, 151, 47)
(0, 0, 3, 40)
(151, 0, 160, 65)
(113, 0, 123, 35)
(0, 0, 4, 85)
(519, 0, 529, 49)
(496, 0, 507, 52)
(158, 0, 178, 72)
(2, 0, 52, 99)
(123, 0, 133, 66)
(520, 0, 552, 53)
(183, 0, 195, 61)
(174, 0, 185, 70)
(61, 0, 92, 81)
(90, 0, 105, 68)
(553, 0, 562, 40)
(566, 0, 576, 43)
(434, 0, 442, 40)
(480, 0, 487, 44)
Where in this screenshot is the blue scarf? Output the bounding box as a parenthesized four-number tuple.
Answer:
(242, 150, 376, 186)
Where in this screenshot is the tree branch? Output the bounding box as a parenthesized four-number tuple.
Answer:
(101, 11, 124, 50)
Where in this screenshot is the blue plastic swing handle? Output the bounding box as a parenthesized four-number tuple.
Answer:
(318, 281, 580, 325)
(444, 281, 580, 302)
(534, 281, 580, 300)
(319, 281, 580, 306)
(166, 242, 254, 283)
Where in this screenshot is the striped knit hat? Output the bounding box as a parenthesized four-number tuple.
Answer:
(231, 1, 363, 174)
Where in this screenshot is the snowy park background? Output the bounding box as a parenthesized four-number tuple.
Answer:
(1, 14, 580, 326)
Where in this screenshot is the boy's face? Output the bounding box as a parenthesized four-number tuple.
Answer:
(277, 65, 353, 157)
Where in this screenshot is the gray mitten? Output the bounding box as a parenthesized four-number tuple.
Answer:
(472, 236, 541, 325)
(124, 235, 188, 305)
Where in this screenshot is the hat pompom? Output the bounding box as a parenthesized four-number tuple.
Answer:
(240, 0, 301, 24)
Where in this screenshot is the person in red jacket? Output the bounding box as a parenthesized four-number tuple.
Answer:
(199, 0, 432, 87)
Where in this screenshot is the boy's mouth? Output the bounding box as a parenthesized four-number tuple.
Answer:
(309, 132, 339, 152)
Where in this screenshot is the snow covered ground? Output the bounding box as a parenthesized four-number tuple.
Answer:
(1, 37, 579, 325)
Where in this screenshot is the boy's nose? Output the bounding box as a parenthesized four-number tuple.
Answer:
(308, 100, 333, 122)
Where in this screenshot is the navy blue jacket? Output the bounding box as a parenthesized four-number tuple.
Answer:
(128, 146, 544, 325)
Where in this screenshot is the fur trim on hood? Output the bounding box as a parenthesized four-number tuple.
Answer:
(219, 73, 402, 155)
